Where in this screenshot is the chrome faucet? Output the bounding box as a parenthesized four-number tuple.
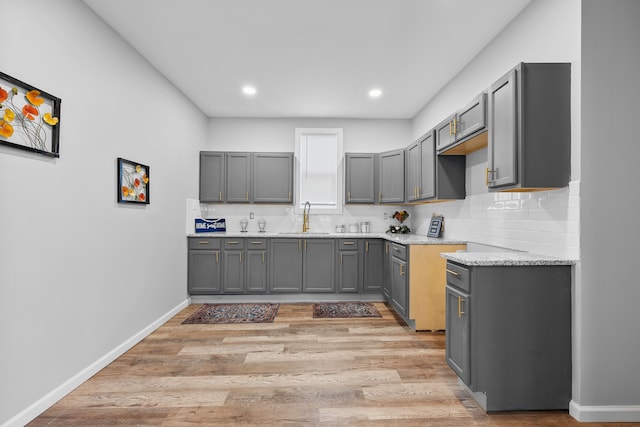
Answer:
(302, 201, 311, 232)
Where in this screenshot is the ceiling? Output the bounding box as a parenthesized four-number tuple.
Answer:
(82, 0, 532, 119)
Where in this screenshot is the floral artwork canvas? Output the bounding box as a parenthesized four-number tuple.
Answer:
(0, 71, 61, 157)
(117, 158, 150, 204)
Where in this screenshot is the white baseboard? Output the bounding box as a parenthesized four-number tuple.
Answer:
(570, 400, 640, 422)
(2, 298, 190, 427)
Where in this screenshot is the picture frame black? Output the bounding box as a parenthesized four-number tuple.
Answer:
(117, 158, 150, 204)
(0, 70, 61, 158)
(427, 216, 444, 238)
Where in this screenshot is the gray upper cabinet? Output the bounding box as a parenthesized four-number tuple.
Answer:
(407, 130, 465, 202)
(253, 153, 293, 203)
(487, 63, 571, 191)
(379, 149, 405, 204)
(199, 152, 225, 202)
(436, 93, 487, 155)
(345, 153, 377, 204)
(226, 153, 251, 203)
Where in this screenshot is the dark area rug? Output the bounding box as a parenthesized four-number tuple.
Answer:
(313, 302, 382, 319)
(182, 303, 279, 324)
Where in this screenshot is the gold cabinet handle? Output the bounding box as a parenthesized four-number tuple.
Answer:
(340, 252, 343, 264)
(385, 243, 389, 254)
(215, 251, 219, 264)
(246, 191, 249, 201)
(446, 269, 460, 277)
(250, 241, 263, 245)
(240, 252, 243, 263)
(453, 117, 458, 135)
(449, 120, 453, 136)
(400, 264, 405, 276)
(485, 168, 495, 186)
(219, 191, 222, 201)
(198, 241, 210, 244)
(366, 241, 369, 252)
(393, 247, 401, 252)
(288, 191, 291, 202)
(458, 296, 465, 318)
(378, 193, 382, 203)
(304, 240, 307, 252)
(343, 241, 355, 245)
(262, 252, 266, 264)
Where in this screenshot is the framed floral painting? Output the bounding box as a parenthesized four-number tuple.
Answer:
(0, 70, 61, 157)
(117, 158, 150, 204)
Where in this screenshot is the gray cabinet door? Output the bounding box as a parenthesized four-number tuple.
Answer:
(246, 250, 268, 292)
(188, 250, 221, 294)
(222, 250, 244, 293)
(383, 242, 392, 301)
(406, 142, 420, 202)
(488, 69, 518, 188)
(345, 153, 376, 203)
(303, 239, 335, 292)
(445, 284, 471, 385)
(379, 149, 405, 204)
(226, 153, 251, 203)
(199, 152, 225, 202)
(457, 93, 487, 141)
(269, 239, 302, 292)
(435, 114, 457, 152)
(363, 240, 384, 292)
(418, 131, 436, 200)
(391, 257, 407, 316)
(253, 153, 293, 203)
(337, 250, 359, 292)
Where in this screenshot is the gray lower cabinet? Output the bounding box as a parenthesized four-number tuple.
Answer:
(246, 239, 268, 292)
(253, 153, 293, 203)
(487, 63, 570, 191)
(337, 239, 360, 292)
(303, 239, 336, 292)
(390, 249, 408, 317)
(363, 239, 384, 292)
(269, 239, 303, 292)
(222, 238, 245, 293)
(383, 241, 392, 301)
(199, 152, 225, 202)
(378, 149, 405, 204)
(187, 237, 222, 294)
(345, 153, 377, 204)
(445, 261, 572, 411)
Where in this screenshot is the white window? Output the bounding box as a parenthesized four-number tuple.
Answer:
(294, 128, 343, 214)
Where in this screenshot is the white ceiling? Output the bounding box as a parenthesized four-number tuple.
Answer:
(83, 0, 532, 119)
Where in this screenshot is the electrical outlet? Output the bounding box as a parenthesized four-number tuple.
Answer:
(250, 212, 254, 219)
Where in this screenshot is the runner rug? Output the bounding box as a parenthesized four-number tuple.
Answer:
(312, 302, 382, 319)
(182, 303, 280, 324)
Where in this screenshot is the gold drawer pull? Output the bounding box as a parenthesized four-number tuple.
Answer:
(198, 241, 210, 244)
(446, 269, 460, 277)
(227, 241, 239, 245)
(343, 242, 355, 245)
(458, 296, 465, 318)
(251, 241, 263, 245)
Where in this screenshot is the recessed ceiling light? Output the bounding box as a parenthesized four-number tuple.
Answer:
(242, 86, 257, 96)
(368, 88, 382, 98)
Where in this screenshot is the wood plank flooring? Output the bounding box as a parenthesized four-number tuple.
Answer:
(29, 303, 619, 426)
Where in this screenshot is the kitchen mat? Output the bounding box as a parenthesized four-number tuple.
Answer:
(313, 302, 382, 319)
(182, 303, 279, 324)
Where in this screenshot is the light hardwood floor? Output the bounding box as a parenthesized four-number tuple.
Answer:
(30, 303, 619, 426)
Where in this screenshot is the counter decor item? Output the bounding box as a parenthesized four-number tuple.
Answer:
(258, 218, 266, 232)
(0, 70, 61, 158)
(349, 223, 359, 233)
(194, 218, 226, 233)
(335, 224, 345, 233)
(117, 158, 150, 204)
(360, 221, 370, 233)
(240, 218, 249, 232)
(388, 210, 410, 234)
(427, 215, 444, 238)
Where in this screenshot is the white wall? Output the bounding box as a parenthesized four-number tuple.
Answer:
(410, 0, 581, 260)
(0, 1, 208, 425)
(574, 0, 640, 421)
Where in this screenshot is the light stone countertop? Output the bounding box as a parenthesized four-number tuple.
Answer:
(441, 251, 577, 266)
(187, 231, 466, 246)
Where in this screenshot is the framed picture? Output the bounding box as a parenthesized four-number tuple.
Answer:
(0, 70, 61, 157)
(117, 158, 150, 204)
(427, 216, 444, 238)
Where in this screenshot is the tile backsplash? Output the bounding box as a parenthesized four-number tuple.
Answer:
(187, 181, 579, 259)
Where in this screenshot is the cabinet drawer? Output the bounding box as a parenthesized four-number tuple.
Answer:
(189, 237, 222, 250)
(446, 262, 470, 293)
(224, 238, 246, 250)
(338, 239, 359, 250)
(246, 239, 267, 250)
(390, 243, 407, 261)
